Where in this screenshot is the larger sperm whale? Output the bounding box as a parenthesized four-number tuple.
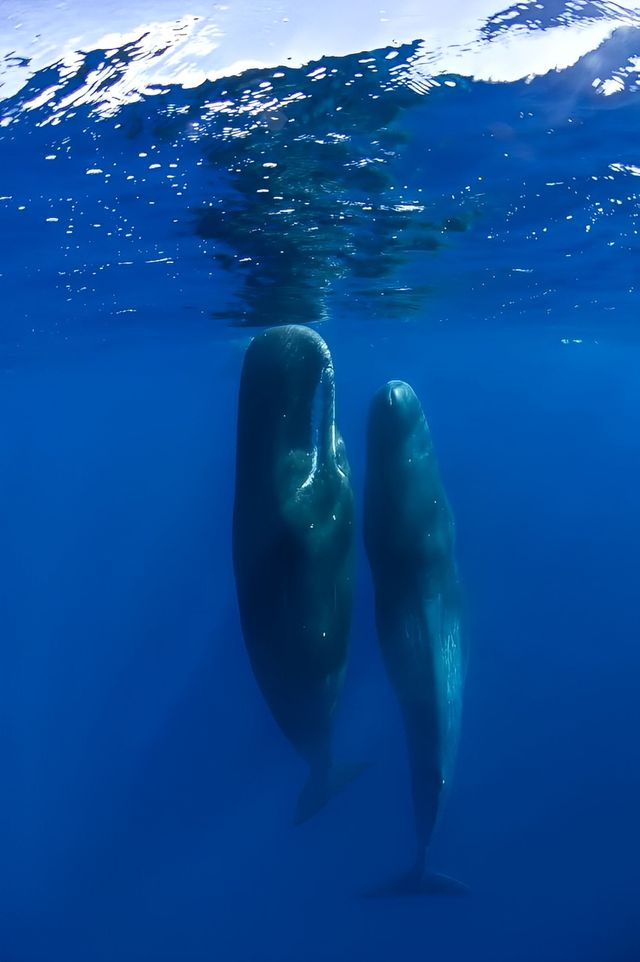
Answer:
(364, 379, 467, 894)
(233, 325, 361, 823)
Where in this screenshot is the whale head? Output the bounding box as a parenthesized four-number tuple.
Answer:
(235, 324, 339, 488)
(367, 379, 428, 459)
(365, 378, 451, 569)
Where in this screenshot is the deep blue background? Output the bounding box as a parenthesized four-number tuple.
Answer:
(2, 322, 639, 961)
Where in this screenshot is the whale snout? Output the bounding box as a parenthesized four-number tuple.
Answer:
(238, 324, 337, 463)
(385, 379, 415, 409)
(369, 380, 421, 440)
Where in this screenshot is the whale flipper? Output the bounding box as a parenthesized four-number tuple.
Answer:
(294, 761, 369, 825)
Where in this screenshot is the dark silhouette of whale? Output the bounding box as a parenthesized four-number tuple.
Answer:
(364, 380, 467, 895)
(232, 325, 362, 823)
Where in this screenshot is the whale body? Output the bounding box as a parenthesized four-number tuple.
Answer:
(364, 379, 467, 893)
(232, 325, 360, 823)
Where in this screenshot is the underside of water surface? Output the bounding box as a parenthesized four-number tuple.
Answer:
(1, 0, 639, 349)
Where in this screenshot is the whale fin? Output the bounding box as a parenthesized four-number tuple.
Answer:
(364, 869, 469, 898)
(294, 762, 369, 825)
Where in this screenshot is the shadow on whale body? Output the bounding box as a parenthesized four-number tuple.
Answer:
(364, 379, 468, 896)
(232, 324, 365, 824)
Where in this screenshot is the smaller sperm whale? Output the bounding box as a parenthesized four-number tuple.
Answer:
(364, 380, 467, 894)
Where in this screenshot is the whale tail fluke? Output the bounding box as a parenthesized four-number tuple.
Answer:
(294, 761, 369, 825)
(364, 869, 469, 898)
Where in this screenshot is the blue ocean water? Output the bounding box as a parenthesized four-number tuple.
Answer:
(2, 2, 640, 960)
